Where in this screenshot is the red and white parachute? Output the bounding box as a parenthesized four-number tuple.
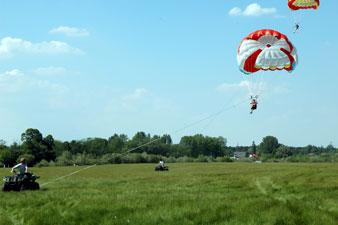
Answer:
(288, 0, 320, 10)
(237, 29, 298, 74)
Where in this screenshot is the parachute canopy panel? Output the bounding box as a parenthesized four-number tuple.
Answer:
(237, 29, 297, 74)
(288, 0, 320, 10)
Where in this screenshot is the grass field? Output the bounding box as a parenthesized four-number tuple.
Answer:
(1, 163, 338, 225)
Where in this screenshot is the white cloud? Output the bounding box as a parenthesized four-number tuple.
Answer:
(49, 26, 90, 37)
(229, 7, 242, 16)
(0, 69, 68, 93)
(229, 3, 277, 17)
(34, 66, 67, 76)
(0, 69, 25, 92)
(0, 37, 83, 58)
(122, 88, 150, 108)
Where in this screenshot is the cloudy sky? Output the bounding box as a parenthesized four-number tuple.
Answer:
(0, 0, 337, 146)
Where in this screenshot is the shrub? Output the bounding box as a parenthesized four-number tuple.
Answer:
(165, 156, 176, 163)
(56, 151, 73, 166)
(216, 156, 234, 162)
(37, 159, 49, 167)
(176, 156, 194, 163)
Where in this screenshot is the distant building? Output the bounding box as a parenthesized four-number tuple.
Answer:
(233, 151, 247, 159)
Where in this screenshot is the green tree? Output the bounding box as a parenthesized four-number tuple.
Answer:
(21, 128, 56, 163)
(42, 134, 56, 161)
(108, 134, 128, 153)
(83, 138, 108, 156)
(127, 132, 151, 153)
(274, 145, 292, 158)
(259, 136, 280, 156)
(248, 141, 257, 154)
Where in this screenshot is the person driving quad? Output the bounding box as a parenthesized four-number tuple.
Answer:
(11, 158, 28, 177)
(159, 160, 165, 168)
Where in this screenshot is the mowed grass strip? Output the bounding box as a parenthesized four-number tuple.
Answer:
(1, 163, 338, 225)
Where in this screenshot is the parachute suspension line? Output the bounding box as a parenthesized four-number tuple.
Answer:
(124, 137, 163, 154)
(200, 88, 243, 131)
(240, 74, 253, 97)
(124, 97, 249, 154)
(256, 73, 265, 97)
(291, 10, 303, 33)
(40, 164, 97, 187)
(240, 74, 263, 99)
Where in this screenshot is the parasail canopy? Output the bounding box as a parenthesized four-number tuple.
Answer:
(237, 29, 298, 74)
(288, 0, 320, 10)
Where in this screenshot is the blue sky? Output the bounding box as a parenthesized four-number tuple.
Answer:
(0, 0, 337, 146)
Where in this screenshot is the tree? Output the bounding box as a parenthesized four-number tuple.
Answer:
(83, 138, 108, 156)
(326, 144, 336, 153)
(21, 128, 44, 163)
(248, 141, 257, 154)
(42, 135, 56, 161)
(259, 136, 280, 156)
(21, 128, 56, 163)
(274, 145, 292, 158)
(127, 132, 151, 153)
(179, 134, 226, 157)
(108, 134, 128, 153)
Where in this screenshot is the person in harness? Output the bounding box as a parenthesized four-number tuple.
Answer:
(294, 23, 300, 33)
(250, 98, 258, 114)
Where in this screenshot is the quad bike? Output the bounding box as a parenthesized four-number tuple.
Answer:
(155, 164, 169, 171)
(2, 172, 40, 192)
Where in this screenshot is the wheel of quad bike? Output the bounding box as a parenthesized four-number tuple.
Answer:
(20, 183, 26, 191)
(2, 184, 10, 192)
(31, 182, 40, 190)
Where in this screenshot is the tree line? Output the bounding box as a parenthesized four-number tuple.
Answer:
(0, 128, 337, 167)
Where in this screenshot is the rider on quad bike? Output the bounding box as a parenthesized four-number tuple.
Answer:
(2, 158, 40, 191)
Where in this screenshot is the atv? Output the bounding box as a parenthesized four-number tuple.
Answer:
(155, 164, 169, 171)
(2, 172, 40, 192)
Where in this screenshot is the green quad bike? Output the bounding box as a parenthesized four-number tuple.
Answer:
(2, 172, 40, 192)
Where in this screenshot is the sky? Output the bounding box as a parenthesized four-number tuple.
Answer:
(0, 0, 337, 147)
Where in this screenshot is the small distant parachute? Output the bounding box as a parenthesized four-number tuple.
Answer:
(288, 0, 320, 10)
(237, 29, 298, 74)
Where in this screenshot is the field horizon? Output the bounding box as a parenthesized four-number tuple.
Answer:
(1, 163, 338, 225)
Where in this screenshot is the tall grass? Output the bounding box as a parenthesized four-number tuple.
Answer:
(1, 163, 338, 225)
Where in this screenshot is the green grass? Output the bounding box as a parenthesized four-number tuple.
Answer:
(1, 163, 338, 225)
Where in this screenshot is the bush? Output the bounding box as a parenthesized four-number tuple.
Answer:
(216, 156, 234, 162)
(37, 159, 49, 167)
(110, 153, 123, 164)
(144, 154, 161, 163)
(165, 156, 176, 163)
(127, 153, 147, 163)
(56, 151, 73, 166)
(176, 156, 194, 163)
(73, 153, 97, 165)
